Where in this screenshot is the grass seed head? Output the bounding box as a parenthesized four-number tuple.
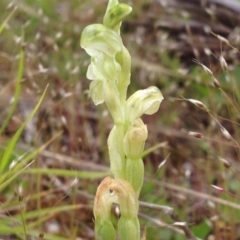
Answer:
(218, 156, 231, 169)
(188, 131, 202, 138)
(6, 2, 15, 10)
(192, 58, 213, 76)
(70, 177, 79, 189)
(187, 99, 209, 111)
(219, 55, 228, 72)
(216, 35, 229, 45)
(211, 185, 224, 192)
(158, 158, 167, 170)
(204, 48, 212, 56)
(220, 127, 232, 141)
(212, 77, 220, 88)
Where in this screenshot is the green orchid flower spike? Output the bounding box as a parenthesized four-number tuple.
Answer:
(80, 0, 163, 239)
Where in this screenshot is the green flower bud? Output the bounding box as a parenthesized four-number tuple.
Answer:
(118, 216, 140, 240)
(95, 220, 116, 240)
(105, 0, 118, 9)
(124, 118, 148, 159)
(125, 157, 144, 197)
(103, 2, 132, 32)
(80, 24, 122, 58)
(125, 86, 163, 122)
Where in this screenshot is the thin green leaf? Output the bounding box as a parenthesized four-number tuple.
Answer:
(0, 32, 24, 135)
(0, 160, 34, 192)
(0, 7, 16, 34)
(24, 168, 110, 179)
(18, 204, 84, 221)
(0, 85, 48, 174)
(0, 130, 61, 192)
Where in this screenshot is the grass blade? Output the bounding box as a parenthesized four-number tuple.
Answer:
(0, 85, 48, 174)
(0, 32, 24, 135)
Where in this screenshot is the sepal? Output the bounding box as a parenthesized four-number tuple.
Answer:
(80, 24, 122, 58)
(89, 80, 104, 105)
(87, 53, 121, 83)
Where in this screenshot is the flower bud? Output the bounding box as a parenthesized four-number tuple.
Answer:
(118, 216, 140, 240)
(95, 220, 116, 240)
(125, 157, 144, 197)
(103, 3, 132, 32)
(125, 86, 163, 122)
(124, 118, 148, 159)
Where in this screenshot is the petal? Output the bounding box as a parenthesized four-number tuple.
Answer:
(80, 24, 122, 58)
(104, 80, 123, 123)
(125, 86, 163, 122)
(86, 55, 106, 81)
(89, 81, 105, 105)
(86, 51, 121, 83)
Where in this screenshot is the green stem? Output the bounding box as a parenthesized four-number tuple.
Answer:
(108, 123, 126, 179)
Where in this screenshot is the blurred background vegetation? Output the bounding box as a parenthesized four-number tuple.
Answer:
(0, 0, 240, 239)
